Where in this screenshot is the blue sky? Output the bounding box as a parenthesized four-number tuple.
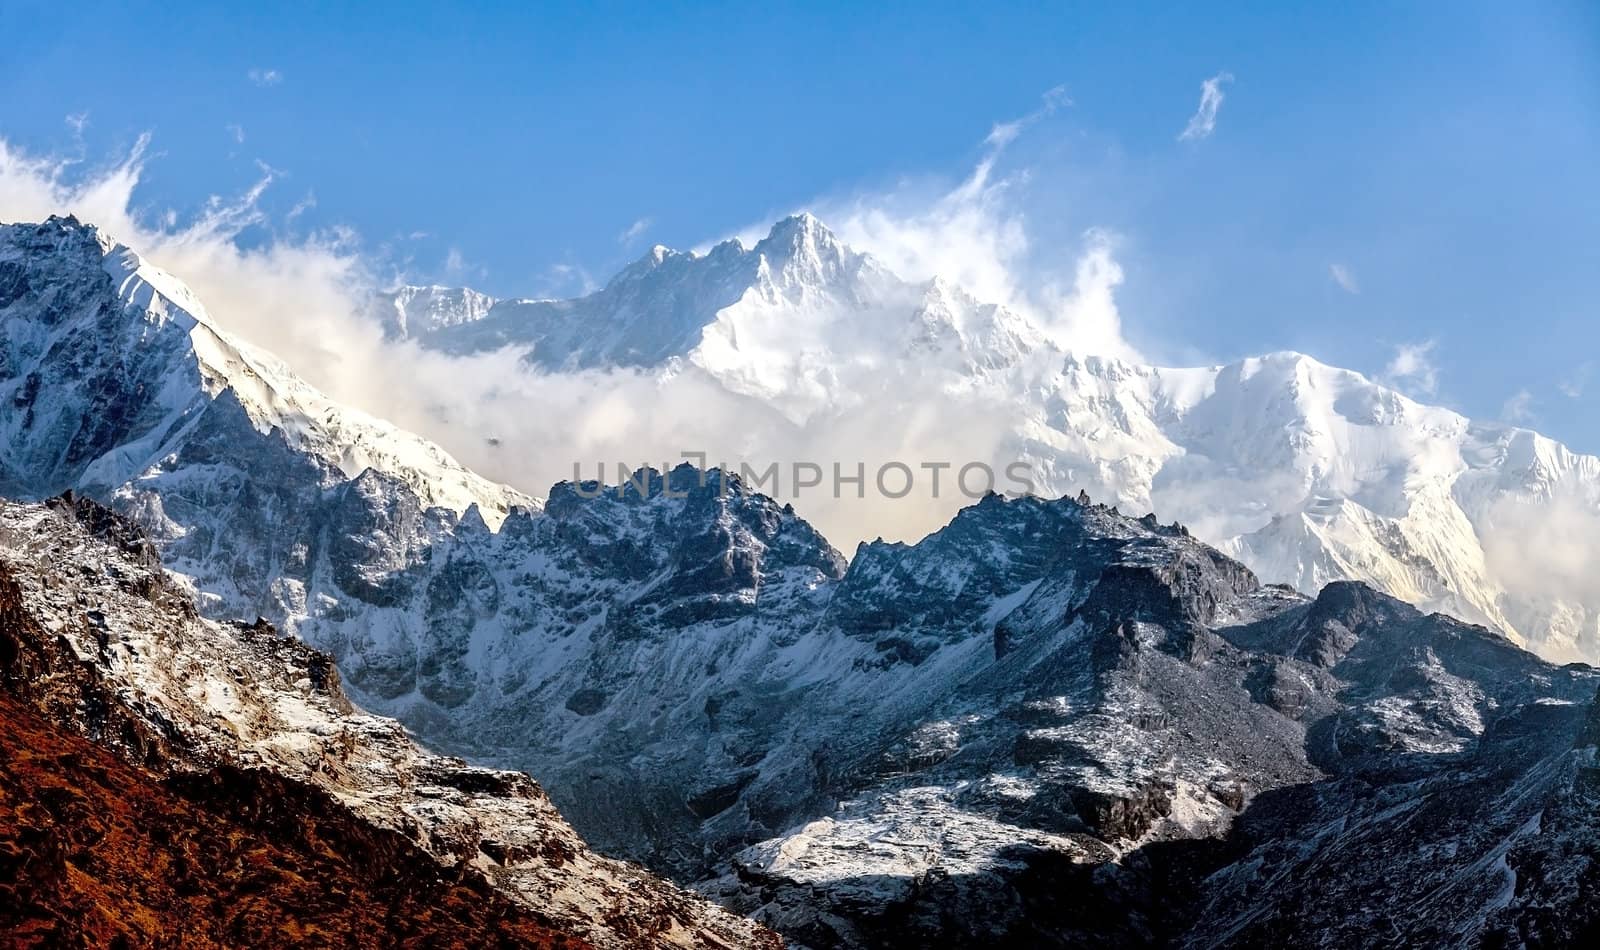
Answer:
(4, 1, 1599, 450)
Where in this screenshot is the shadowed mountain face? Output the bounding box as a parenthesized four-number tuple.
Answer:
(13, 486, 1600, 949)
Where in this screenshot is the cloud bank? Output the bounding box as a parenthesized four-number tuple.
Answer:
(0, 125, 1112, 548)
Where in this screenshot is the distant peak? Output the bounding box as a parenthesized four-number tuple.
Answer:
(761, 211, 837, 247)
(612, 242, 689, 284)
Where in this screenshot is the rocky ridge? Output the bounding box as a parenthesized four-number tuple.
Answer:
(0, 492, 778, 950)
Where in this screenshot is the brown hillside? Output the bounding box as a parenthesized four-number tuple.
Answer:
(0, 693, 592, 950)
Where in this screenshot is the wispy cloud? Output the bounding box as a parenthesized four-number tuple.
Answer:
(443, 247, 469, 278)
(1329, 263, 1359, 294)
(1558, 362, 1592, 400)
(984, 84, 1071, 149)
(541, 261, 597, 297)
(1178, 72, 1234, 142)
(247, 68, 282, 87)
(617, 217, 653, 245)
(1502, 389, 1535, 424)
(286, 192, 316, 221)
(225, 123, 246, 144)
(1382, 339, 1438, 396)
(65, 112, 90, 136)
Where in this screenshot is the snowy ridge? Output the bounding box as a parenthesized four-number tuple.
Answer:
(0, 216, 531, 524)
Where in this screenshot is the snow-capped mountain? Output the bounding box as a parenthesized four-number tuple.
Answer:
(394, 214, 1600, 664)
(376, 283, 497, 339)
(0, 216, 544, 642)
(405, 212, 1045, 421)
(0, 217, 529, 521)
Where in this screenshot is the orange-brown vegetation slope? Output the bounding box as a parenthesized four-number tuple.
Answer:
(0, 693, 592, 950)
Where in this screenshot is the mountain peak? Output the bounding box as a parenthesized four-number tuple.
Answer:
(749, 212, 867, 294)
(757, 211, 839, 252)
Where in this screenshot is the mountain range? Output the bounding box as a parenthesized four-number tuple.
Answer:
(5, 213, 1600, 947)
(382, 212, 1600, 667)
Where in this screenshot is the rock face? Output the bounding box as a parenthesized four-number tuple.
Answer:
(0, 493, 778, 950)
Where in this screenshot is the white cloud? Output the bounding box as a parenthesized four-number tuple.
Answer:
(226, 123, 246, 144)
(248, 68, 282, 87)
(65, 112, 89, 136)
(1178, 72, 1234, 142)
(808, 85, 1137, 361)
(1502, 388, 1535, 424)
(618, 217, 653, 245)
(1483, 488, 1600, 608)
(1382, 340, 1438, 396)
(286, 192, 316, 221)
(1329, 263, 1359, 294)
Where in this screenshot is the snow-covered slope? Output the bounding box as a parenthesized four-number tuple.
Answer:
(402, 216, 1600, 664)
(1013, 351, 1600, 664)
